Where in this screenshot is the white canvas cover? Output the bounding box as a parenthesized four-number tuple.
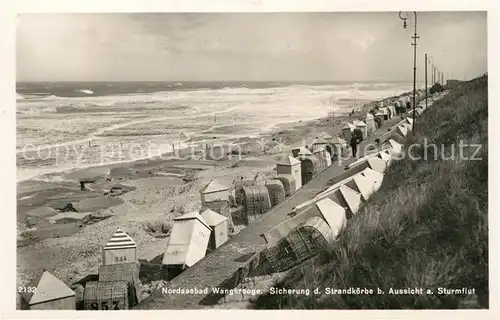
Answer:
(339, 185, 361, 215)
(104, 228, 137, 250)
(294, 169, 357, 214)
(352, 174, 375, 201)
(342, 126, 354, 142)
(343, 122, 355, 130)
(325, 150, 332, 167)
(297, 147, 313, 157)
(361, 168, 384, 192)
(314, 166, 366, 201)
(201, 190, 230, 203)
(199, 208, 227, 226)
(344, 153, 374, 171)
(174, 211, 212, 229)
(330, 137, 347, 146)
(200, 179, 229, 194)
(27, 271, 75, 305)
(387, 148, 403, 158)
(397, 125, 408, 137)
(312, 146, 326, 153)
(406, 117, 414, 126)
(293, 189, 330, 213)
(365, 113, 376, 133)
(388, 105, 396, 116)
(389, 139, 403, 151)
(276, 156, 302, 187)
(367, 156, 387, 173)
(320, 132, 333, 140)
(315, 198, 347, 237)
(312, 137, 328, 145)
(353, 120, 367, 127)
(277, 155, 301, 166)
(353, 120, 368, 139)
(311, 138, 328, 152)
(163, 212, 212, 267)
(200, 208, 228, 249)
(262, 211, 307, 244)
(263, 193, 346, 244)
(378, 150, 392, 165)
(403, 122, 412, 131)
(200, 180, 231, 204)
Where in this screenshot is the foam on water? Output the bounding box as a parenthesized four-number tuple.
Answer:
(16, 82, 415, 182)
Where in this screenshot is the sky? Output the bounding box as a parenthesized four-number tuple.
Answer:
(16, 12, 487, 82)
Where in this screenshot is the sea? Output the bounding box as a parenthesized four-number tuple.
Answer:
(16, 81, 415, 183)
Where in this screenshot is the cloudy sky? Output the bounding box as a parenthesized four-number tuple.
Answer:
(16, 12, 487, 82)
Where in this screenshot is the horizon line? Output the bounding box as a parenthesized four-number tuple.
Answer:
(15, 79, 446, 83)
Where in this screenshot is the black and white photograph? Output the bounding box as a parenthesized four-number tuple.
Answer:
(3, 2, 496, 314)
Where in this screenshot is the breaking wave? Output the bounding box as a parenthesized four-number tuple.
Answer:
(16, 107, 58, 115)
(17, 80, 416, 182)
(78, 89, 94, 95)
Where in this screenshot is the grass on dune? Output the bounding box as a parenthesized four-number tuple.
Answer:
(253, 76, 488, 309)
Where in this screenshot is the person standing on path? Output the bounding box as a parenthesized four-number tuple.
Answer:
(350, 135, 359, 158)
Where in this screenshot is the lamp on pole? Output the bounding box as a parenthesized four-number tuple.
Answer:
(399, 11, 418, 133)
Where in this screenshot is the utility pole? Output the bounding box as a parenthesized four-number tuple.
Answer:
(425, 53, 428, 115)
(398, 11, 418, 135)
(411, 12, 418, 134)
(330, 96, 335, 124)
(432, 64, 436, 84)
